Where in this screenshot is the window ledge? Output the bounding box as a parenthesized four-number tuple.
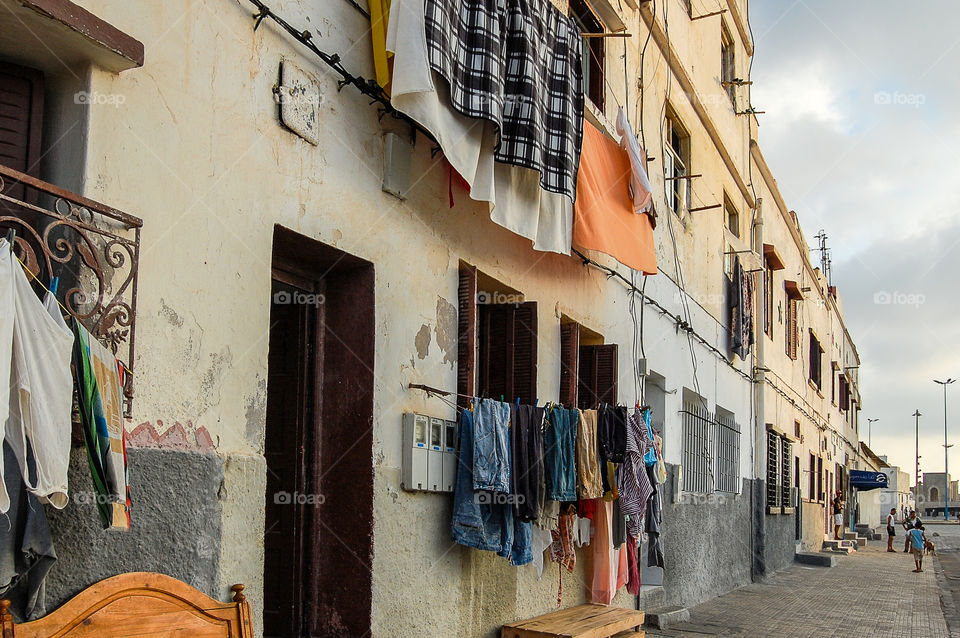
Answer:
(766, 506, 781, 515)
(782, 507, 795, 515)
(0, 0, 143, 74)
(584, 99, 618, 140)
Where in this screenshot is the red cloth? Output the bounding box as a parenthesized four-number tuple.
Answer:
(578, 497, 598, 520)
(573, 121, 657, 274)
(626, 535, 641, 595)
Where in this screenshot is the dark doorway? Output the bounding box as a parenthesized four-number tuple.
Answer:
(263, 226, 375, 638)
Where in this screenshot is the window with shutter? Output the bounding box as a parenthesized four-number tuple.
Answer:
(577, 344, 618, 409)
(478, 301, 538, 405)
(559, 322, 580, 407)
(784, 296, 798, 360)
(456, 263, 477, 410)
(0, 62, 44, 212)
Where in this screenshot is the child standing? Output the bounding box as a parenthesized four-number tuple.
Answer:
(908, 524, 927, 573)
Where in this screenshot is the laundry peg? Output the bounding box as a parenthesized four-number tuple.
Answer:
(50, 276, 59, 295)
(4, 228, 14, 252)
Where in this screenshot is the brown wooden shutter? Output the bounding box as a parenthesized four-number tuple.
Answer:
(478, 301, 538, 405)
(457, 264, 477, 410)
(577, 344, 618, 408)
(0, 62, 43, 208)
(512, 302, 538, 405)
(559, 322, 580, 407)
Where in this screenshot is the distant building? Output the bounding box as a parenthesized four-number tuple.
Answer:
(880, 467, 913, 523)
(916, 473, 960, 517)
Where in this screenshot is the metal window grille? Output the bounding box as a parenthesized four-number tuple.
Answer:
(715, 412, 741, 493)
(780, 439, 792, 506)
(681, 401, 714, 493)
(766, 432, 781, 508)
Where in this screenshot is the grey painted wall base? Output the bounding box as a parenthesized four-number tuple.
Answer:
(658, 466, 796, 609)
(44, 447, 224, 610)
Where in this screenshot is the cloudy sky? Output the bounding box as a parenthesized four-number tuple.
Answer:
(749, 0, 960, 491)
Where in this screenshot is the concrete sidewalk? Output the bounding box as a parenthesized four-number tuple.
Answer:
(647, 544, 950, 637)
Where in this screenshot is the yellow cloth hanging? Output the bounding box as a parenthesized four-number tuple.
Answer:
(369, 0, 393, 95)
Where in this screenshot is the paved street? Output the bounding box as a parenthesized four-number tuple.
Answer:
(648, 530, 958, 638)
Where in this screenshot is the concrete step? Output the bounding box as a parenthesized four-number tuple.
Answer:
(822, 546, 854, 555)
(843, 532, 859, 541)
(856, 537, 866, 547)
(644, 606, 690, 630)
(796, 552, 837, 567)
(822, 539, 856, 552)
(636, 585, 665, 611)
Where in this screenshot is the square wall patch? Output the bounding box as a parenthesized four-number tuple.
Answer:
(278, 60, 322, 145)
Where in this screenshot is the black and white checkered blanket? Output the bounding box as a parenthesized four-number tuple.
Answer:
(425, 0, 585, 200)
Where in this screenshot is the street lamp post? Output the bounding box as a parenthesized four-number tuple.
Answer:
(914, 409, 922, 511)
(867, 418, 879, 448)
(935, 378, 956, 521)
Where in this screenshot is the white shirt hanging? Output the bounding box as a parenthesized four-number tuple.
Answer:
(1, 243, 74, 512)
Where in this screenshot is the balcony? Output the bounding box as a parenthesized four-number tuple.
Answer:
(0, 163, 142, 416)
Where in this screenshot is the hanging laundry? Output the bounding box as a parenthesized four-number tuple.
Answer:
(611, 496, 627, 549)
(626, 535, 641, 595)
(544, 406, 577, 502)
(589, 499, 628, 604)
(387, 0, 576, 254)
(423, 0, 584, 200)
(576, 409, 603, 499)
(615, 107, 654, 219)
(0, 243, 74, 513)
(451, 408, 531, 565)
(642, 408, 659, 467)
(368, 0, 392, 94)
(598, 405, 627, 496)
(646, 463, 665, 568)
(619, 409, 655, 539)
(549, 508, 577, 573)
(530, 525, 554, 579)
(0, 441, 56, 621)
(472, 398, 511, 494)
(654, 434, 668, 484)
(73, 320, 130, 530)
(510, 403, 544, 522)
(729, 257, 754, 359)
(573, 120, 658, 275)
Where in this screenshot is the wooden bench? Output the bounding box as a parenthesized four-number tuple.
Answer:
(0, 572, 253, 637)
(502, 603, 645, 638)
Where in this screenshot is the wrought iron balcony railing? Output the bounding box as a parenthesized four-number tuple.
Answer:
(0, 163, 142, 417)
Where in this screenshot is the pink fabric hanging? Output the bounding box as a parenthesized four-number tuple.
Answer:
(590, 499, 619, 604)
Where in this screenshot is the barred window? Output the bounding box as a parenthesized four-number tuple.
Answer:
(682, 401, 713, 494)
(715, 410, 740, 493)
(682, 398, 741, 494)
(766, 431, 793, 510)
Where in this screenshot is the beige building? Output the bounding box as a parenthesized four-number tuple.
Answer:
(0, 0, 869, 635)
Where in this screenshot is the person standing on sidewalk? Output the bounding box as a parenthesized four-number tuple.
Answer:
(908, 524, 927, 572)
(886, 508, 897, 552)
(903, 511, 922, 552)
(832, 491, 844, 540)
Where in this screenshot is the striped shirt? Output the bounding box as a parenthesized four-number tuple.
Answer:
(619, 408, 655, 538)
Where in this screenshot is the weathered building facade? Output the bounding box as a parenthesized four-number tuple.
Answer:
(0, 0, 868, 636)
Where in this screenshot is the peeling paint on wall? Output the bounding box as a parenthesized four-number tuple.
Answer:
(158, 298, 184, 327)
(414, 324, 432, 360)
(245, 375, 267, 447)
(434, 296, 457, 367)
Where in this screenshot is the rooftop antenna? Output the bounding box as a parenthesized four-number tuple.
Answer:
(813, 229, 833, 287)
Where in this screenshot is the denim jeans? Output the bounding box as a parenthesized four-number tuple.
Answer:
(451, 408, 532, 565)
(544, 406, 578, 501)
(472, 399, 511, 493)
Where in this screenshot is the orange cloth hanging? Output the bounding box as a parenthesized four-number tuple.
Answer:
(573, 121, 657, 275)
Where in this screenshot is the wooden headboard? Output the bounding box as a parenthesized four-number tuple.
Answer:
(0, 572, 253, 638)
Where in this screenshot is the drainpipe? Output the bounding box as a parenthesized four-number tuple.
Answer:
(752, 199, 766, 580)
